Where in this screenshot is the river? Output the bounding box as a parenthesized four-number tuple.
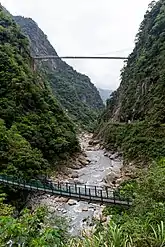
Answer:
(29, 132, 123, 235)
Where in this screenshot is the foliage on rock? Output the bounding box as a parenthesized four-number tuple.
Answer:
(93, 2, 165, 246)
(103, 0, 165, 124)
(0, 8, 79, 178)
(0, 198, 69, 247)
(97, 0, 165, 163)
(13, 16, 104, 130)
(97, 121, 165, 163)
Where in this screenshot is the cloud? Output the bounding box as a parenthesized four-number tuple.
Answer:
(1, 0, 154, 90)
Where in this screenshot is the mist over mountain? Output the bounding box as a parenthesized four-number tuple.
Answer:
(98, 88, 112, 104)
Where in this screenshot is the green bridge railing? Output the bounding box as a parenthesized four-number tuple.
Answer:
(0, 174, 132, 206)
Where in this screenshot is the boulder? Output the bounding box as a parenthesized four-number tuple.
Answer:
(55, 197, 69, 203)
(73, 179, 83, 184)
(93, 140, 100, 145)
(88, 205, 96, 210)
(82, 207, 88, 212)
(71, 172, 78, 179)
(109, 153, 118, 160)
(68, 199, 77, 206)
(104, 172, 119, 184)
(86, 146, 94, 151)
(88, 140, 93, 145)
(82, 217, 88, 222)
(78, 157, 89, 166)
(72, 162, 82, 169)
(83, 152, 88, 157)
(104, 152, 109, 157)
(86, 157, 91, 162)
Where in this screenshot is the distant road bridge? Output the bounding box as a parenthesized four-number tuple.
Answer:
(0, 175, 131, 206)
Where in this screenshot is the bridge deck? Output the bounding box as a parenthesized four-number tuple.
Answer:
(0, 175, 132, 206)
(33, 55, 128, 60)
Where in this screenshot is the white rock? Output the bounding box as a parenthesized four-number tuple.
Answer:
(82, 207, 88, 212)
(55, 197, 69, 203)
(68, 199, 77, 206)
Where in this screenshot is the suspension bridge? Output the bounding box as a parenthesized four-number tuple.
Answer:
(33, 55, 128, 60)
(0, 174, 131, 206)
(31, 55, 127, 70)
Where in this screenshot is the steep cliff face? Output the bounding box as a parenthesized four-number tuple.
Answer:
(97, 0, 165, 163)
(0, 8, 79, 179)
(103, 0, 165, 124)
(14, 16, 104, 129)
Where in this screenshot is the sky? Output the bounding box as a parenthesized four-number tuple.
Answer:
(1, 0, 154, 90)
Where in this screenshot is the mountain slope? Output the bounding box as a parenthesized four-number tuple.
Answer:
(97, 0, 165, 163)
(103, 0, 165, 124)
(13, 16, 104, 129)
(0, 7, 79, 179)
(94, 2, 165, 245)
(98, 88, 112, 104)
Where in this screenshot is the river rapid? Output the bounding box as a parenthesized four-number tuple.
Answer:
(29, 133, 123, 236)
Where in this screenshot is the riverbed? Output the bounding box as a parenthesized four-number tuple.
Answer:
(29, 133, 123, 235)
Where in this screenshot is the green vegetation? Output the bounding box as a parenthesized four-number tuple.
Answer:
(96, 0, 165, 166)
(47, 70, 102, 130)
(68, 222, 165, 246)
(97, 1, 165, 166)
(1, 0, 165, 245)
(13, 16, 104, 130)
(0, 195, 69, 247)
(102, 159, 165, 247)
(67, 159, 165, 246)
(91, 1, 165, 246)
(0, 8, 79, 179)
(97, 121, 165, 164)
(0, 119, 48, 179)
(103, 0, 165, 124)
(72, 1, 165, 244)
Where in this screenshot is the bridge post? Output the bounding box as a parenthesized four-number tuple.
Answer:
(58, 182, 60, 189)
(66, 182, 68, 192)
(11, 176, 13, 186)
(100, 190, 103, 203)
(50, 182, 53, 194)
(43, 181, 46, 193)
(89, 188, 91, 202)
(30, 181, 32, 191)
(5, 174, 8, 183)
(85, 185, 87, 196)
(69, 186, 71, 196)
(59, 183, 62, 196)
(36, 180, 39, 192)
(75, 184, 77, 194)
(79, 187, 81, 199)
(22, 179, 25, 189)
(95, 186, 97, 197)
(106, 187, 109, 198)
